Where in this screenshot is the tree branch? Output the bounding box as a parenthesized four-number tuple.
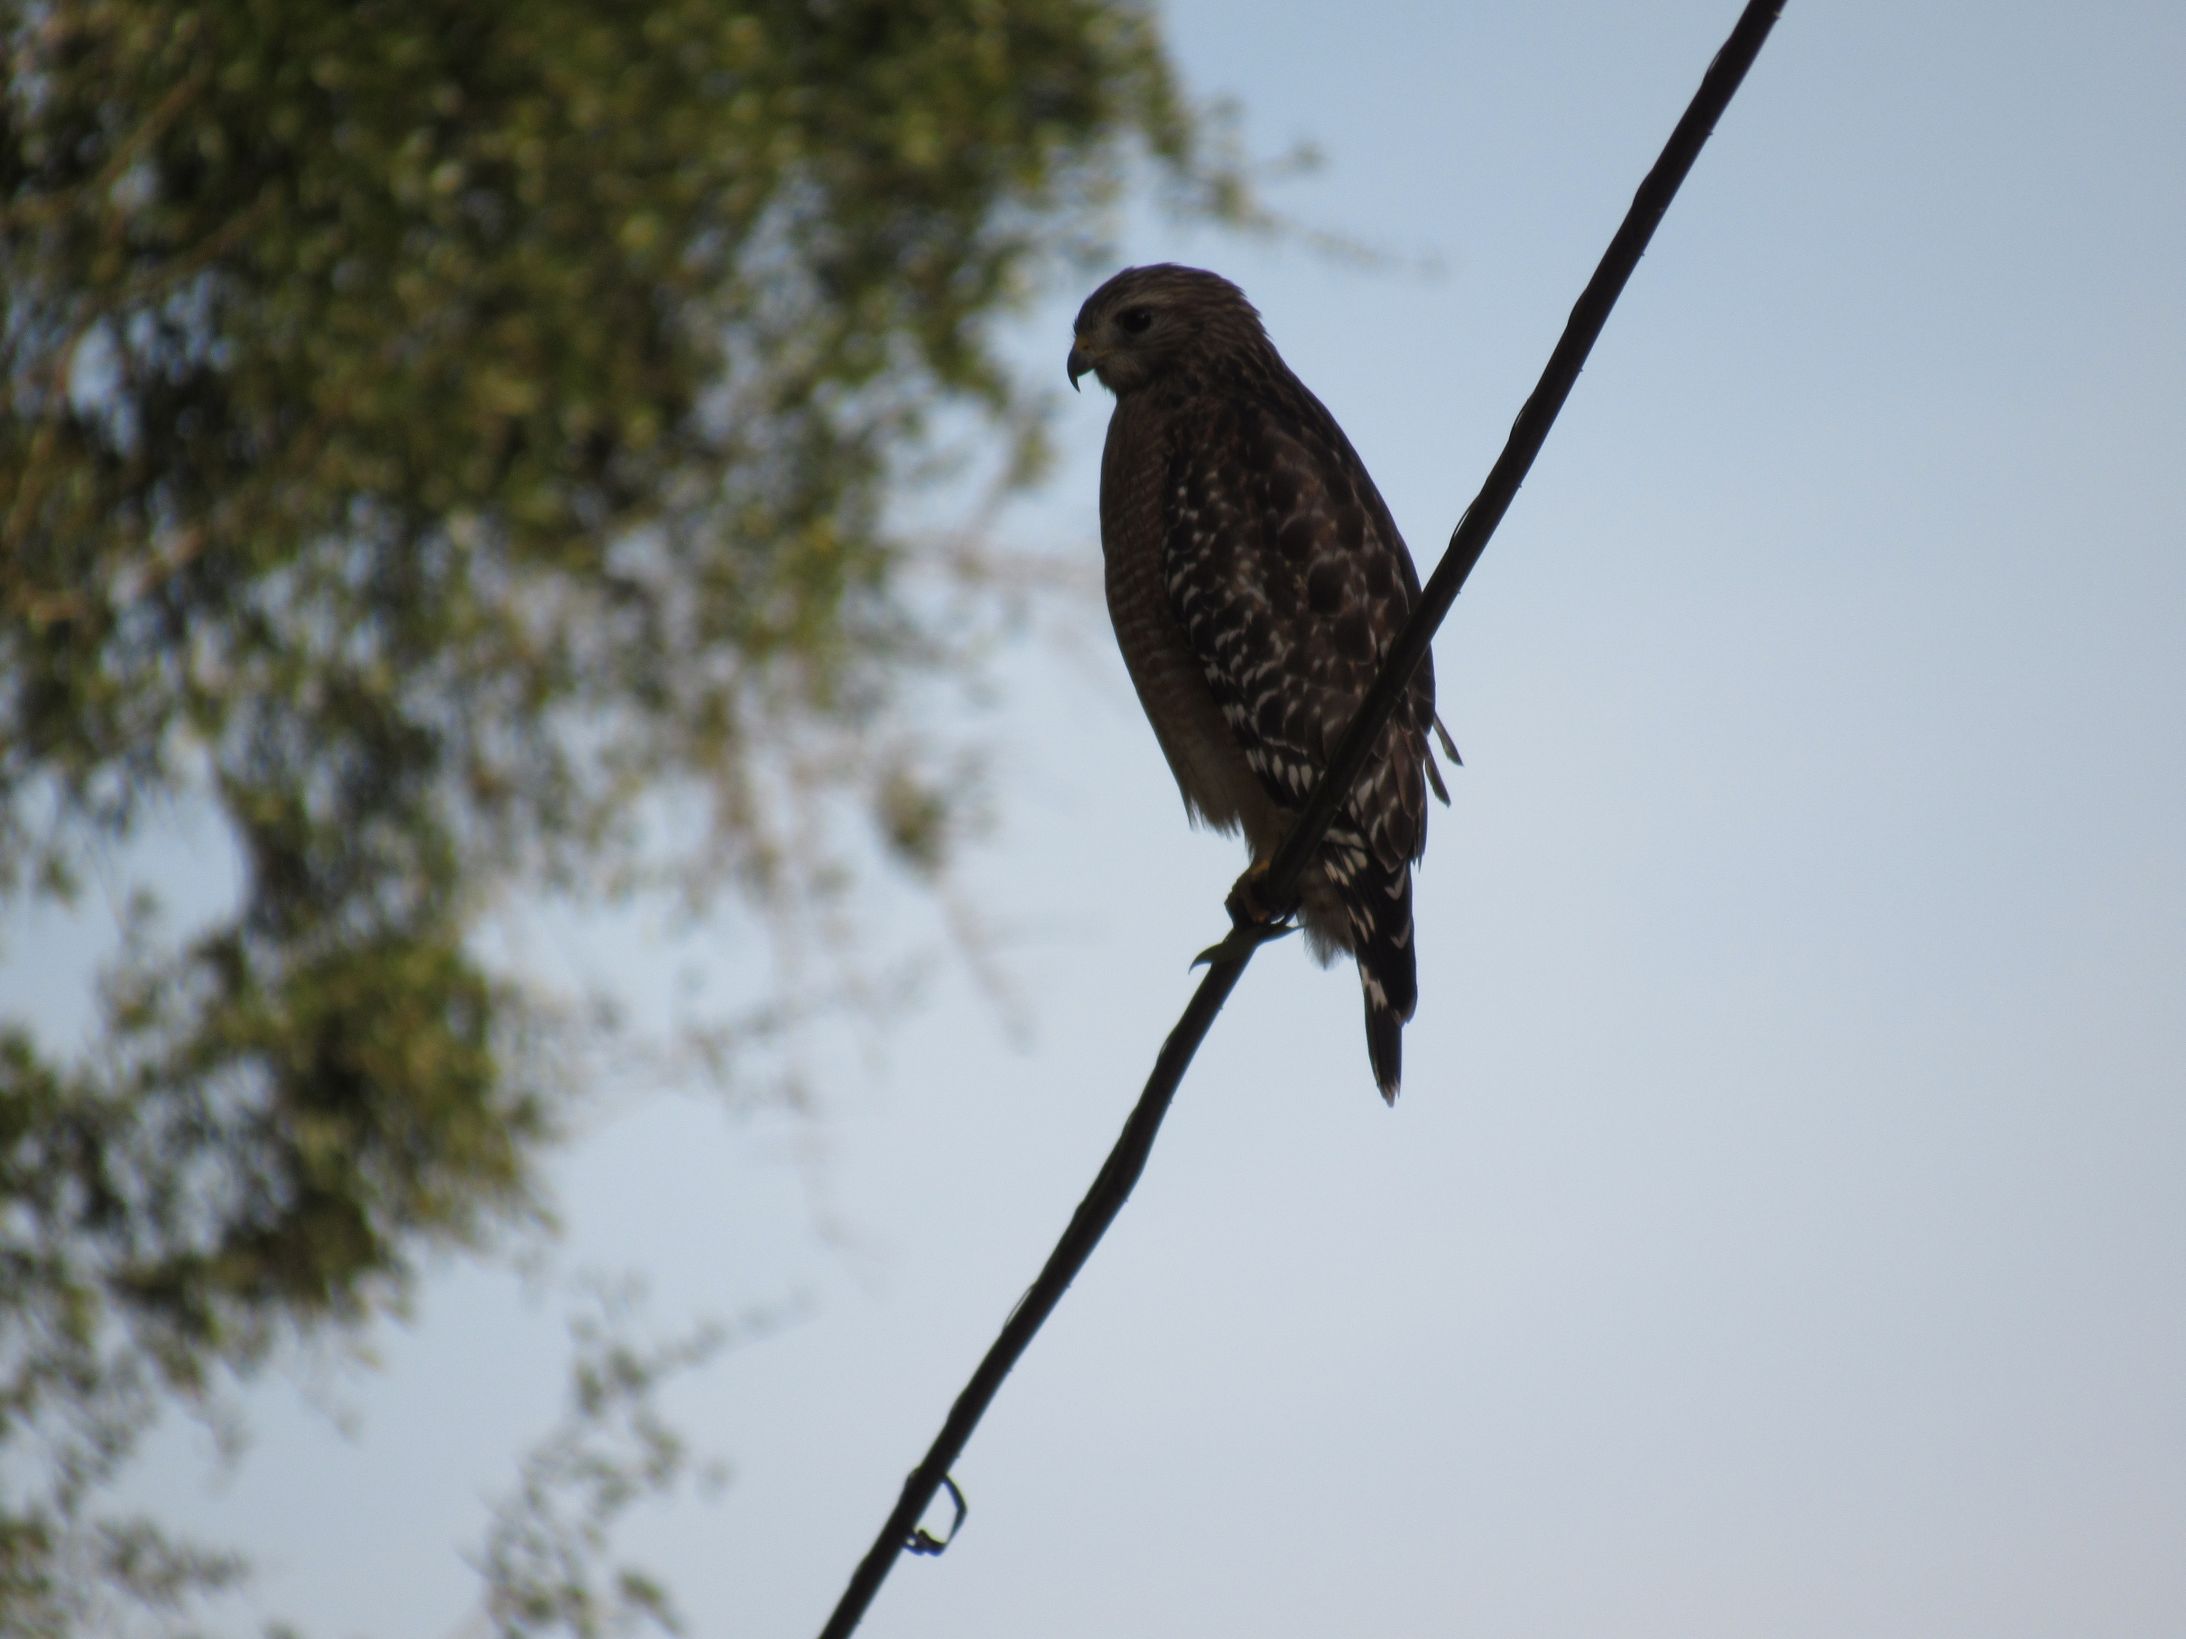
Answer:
(817, 6, 1786, 1634)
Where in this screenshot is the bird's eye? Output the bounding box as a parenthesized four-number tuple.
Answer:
(1116, 306, 1155, 334)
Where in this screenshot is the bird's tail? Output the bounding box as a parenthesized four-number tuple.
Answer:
(1328, 844, 1419, 1105)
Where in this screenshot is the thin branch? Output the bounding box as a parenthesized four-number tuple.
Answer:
(0, 65, 214, 233)
(817, 6, 1786, 1635)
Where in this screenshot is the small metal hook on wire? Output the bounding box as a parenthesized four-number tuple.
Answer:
(904, 1473, 967, 1556)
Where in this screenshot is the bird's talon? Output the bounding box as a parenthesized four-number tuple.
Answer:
(1191, 915, 1298, 969)
(1224, 858, 1297, 931)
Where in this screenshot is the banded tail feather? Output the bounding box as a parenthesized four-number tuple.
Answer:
(1321, 826, 1419, 1104)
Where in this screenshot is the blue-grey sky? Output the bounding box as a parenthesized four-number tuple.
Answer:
(82, 1, 2186, 1634)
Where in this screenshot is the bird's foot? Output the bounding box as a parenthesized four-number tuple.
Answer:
(1190, 916, 1298, 970)
(1224, 855, 1297, 931)
(1188, 857, 1300, 968)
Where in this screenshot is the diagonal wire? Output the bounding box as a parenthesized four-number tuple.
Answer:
(817, 6, 1786, 1634)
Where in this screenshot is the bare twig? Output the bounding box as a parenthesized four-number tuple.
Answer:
(0, 65, 214, 234)
(817, 6, 1786, 1634)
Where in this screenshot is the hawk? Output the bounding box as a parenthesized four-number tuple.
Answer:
(1068, 264, 1451, 1103)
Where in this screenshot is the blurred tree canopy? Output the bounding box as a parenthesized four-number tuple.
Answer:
(0, 0, 1247, 1628)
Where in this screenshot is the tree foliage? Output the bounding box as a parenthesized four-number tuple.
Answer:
(0, 0, 1244, 1627)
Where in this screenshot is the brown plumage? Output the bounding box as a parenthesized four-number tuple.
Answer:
(1069, 264, 1450, 1102)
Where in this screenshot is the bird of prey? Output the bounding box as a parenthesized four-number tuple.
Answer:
(1069, 263, 1451, 1102)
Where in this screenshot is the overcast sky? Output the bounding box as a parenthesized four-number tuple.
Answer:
(77, 1, 2186, 1634)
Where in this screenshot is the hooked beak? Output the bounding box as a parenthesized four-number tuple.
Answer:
(1066, 337, 1096, 391)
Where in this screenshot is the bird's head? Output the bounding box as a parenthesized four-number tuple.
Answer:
(1067, 263, 1266, 396)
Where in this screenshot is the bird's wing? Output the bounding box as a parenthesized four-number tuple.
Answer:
(1159, 389, 1432, 870)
